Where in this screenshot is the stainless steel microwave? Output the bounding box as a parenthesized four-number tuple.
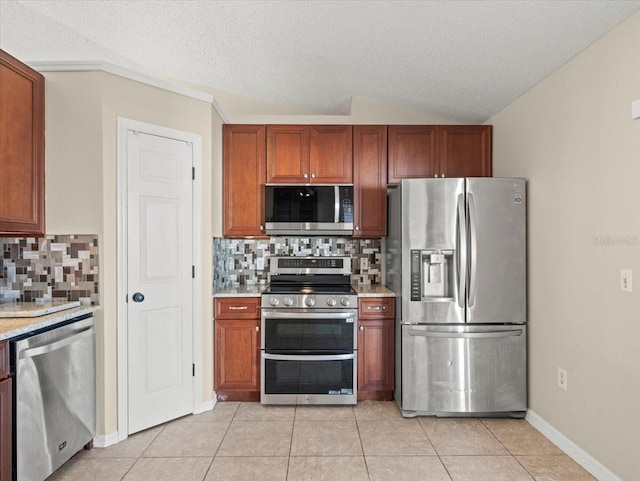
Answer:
(264, 185, 354, 236)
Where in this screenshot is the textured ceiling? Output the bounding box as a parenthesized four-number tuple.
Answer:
(1, 0, 639, 122)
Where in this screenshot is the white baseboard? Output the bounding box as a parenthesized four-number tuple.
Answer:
(93, 432, 119, 448)
(526, 409, 621, 481)
(195, 398, 215, 414)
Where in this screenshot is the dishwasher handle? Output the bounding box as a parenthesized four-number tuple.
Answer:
(19, 326, 94, 359)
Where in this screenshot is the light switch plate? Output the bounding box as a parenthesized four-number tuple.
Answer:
(620, 269, 632, 292)
(632, 99, 640, 120)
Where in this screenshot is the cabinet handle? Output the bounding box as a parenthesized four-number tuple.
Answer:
(367, 305, 385, 310)
(359, 326, 364, 331)
(228, 306, 248, 310)
(255, 326, 260, 332)
(303, 173, 309, 179)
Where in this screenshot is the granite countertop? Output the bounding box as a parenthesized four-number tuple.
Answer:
(213, 284, 396, 298)
(0, 300, 81, 318)
(353, 285, 396, 297)
(0, 304, 101, 341)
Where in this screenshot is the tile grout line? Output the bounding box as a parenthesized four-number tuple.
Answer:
(200, 403, 239, 480)
(415, 417, 454, 481)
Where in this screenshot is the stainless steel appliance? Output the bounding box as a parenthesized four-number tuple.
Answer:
(261, 257, 358, 404)
(386, 178, 526, 417)
(264, 185, 354, 235)
(10, 315, 96, 481)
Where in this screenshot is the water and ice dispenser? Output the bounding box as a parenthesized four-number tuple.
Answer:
(410, 249, 455, 301)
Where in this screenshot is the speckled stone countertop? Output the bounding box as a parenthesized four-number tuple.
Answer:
(353, 285, 396, 297)
(0, 300, 81, 318)
(213, 284, 396, 298)
(0, 305, 100, 341)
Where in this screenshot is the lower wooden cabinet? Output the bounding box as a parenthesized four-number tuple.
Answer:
(214, 298, 261, 401)
(0, 340, 11, 481)
(358, 297, 395, 401)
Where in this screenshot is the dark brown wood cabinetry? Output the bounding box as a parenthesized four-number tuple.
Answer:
(353, 126, 387, 238)
(0, 340, 11, 481)
(223, 125, 267, 237)
(358, 297, 395, 401)
(388, 125, 491, 183)
(266, 125, 353, 184)
(0, 49, 45, 236)
(214, 297, 261, 401)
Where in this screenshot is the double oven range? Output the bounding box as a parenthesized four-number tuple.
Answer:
(261, 257, 358, 405)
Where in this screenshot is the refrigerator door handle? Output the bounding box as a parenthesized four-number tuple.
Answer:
(467, 192, 478, 307)
(407, 328, 523, 339)
(456, 193, 467, 308)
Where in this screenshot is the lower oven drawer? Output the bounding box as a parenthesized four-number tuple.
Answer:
(261, 352, 357, 405)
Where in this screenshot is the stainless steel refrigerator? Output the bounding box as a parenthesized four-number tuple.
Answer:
(386, 178, 526, 417)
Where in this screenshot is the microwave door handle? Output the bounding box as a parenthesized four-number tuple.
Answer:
(334, 185, 340, 223)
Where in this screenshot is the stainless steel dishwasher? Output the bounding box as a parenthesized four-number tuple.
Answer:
(10, 314, 96, 481)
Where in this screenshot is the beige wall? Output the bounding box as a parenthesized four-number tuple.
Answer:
(44, 71, 217, 436)
(489, 12, 640, 481)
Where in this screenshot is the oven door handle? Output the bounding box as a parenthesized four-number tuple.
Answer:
(262, 352, 356, 362)
(262, 311, 356, 320)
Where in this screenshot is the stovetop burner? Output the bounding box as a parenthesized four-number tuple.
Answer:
(263, 256, 357, 309)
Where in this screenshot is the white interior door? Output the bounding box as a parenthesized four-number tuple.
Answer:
(126, 130, 193, 434)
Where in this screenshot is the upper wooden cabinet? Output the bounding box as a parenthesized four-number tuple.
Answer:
(223, 124, 267, 237)
(353, 126, 387, 237)
(388, 125, 491, 183)
(0, 49, 45, 236)
(439, 125, 492, 178)
(267, 125, 353, 183)
(388, 126, 438, 183)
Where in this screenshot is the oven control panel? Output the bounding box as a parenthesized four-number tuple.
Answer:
(262, 293, 357, 310)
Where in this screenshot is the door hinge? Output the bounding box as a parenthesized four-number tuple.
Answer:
(192, 266, 195, 278)
(192, 167, 195, 180)
(192, 364, 195, 377)
(125, 294, 128, 303)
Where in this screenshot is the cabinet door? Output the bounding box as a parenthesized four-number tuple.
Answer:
(266, 125, 310, 183)
(0, 377, 11, 481)
(439, 125, 492, 177)
(358, 318, 394, 400)
(309, 125, 353, 183)
(223, 124, 267, 237)
(387, 126, 438, 184)
(0, 49, 45, 236)
(353, 126, 387, 237)
(215, 319, 260, 401)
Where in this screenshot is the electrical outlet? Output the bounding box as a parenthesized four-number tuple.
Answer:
(557, 367, 567, 390)
(620, 269, 632, 292)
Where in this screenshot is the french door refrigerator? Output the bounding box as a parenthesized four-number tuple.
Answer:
(386, 178, 526, 417)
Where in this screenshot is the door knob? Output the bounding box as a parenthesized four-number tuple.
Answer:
(132, 292, 145, 303)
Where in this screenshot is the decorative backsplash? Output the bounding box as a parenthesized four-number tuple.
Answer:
(213, 237, 382, 290)
(0, 235, 99, 304)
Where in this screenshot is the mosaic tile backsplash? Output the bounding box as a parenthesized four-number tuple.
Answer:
(0, 235, 99, 304)
(214, 237, 382, 290)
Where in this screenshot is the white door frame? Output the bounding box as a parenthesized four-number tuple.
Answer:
(116, 117, 203, 442)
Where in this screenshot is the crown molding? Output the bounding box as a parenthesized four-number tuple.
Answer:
(27, 60, 228, 122)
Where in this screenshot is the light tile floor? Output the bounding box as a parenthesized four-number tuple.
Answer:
(48, 401, 596, 481)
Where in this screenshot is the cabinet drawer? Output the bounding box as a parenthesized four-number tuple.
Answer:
(214, 297, 261, 320)
(0, 341, 8, 380)
(358, 298, 395, 319)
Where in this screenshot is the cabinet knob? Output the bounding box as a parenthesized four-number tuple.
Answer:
(255, 326, 260, 332)
(303, 173, 309, 179)
(433, 174, 438, 178)
(311, 173, 316, 179)
(359, 326, 365, 331)
(355, 226, 359, 231)
(441, 174, 445, 178)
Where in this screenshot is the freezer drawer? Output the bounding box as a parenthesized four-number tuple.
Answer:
(399, 324, 526, 416)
